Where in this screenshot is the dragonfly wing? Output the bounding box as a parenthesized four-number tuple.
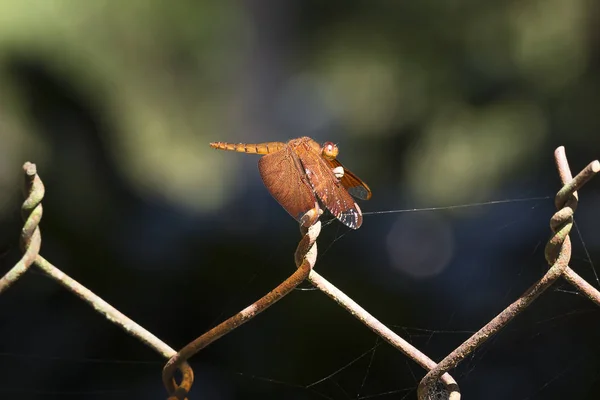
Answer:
(325, 158, 372, 200)
(258, 146, 319, 225)
(299, 148, 363, 229)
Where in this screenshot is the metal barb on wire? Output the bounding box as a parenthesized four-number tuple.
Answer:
(417, 146, 600, 400)
(162, 220, 321, 399)
(0, 162, 194, 398)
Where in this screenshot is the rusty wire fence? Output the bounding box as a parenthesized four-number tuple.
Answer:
(1, 146, 600, 399)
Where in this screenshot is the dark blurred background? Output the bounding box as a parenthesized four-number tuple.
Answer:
(1, 1, 600, 399)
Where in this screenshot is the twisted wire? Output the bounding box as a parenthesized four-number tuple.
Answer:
(0, 162, 44, 293)
(162, 221, 321, 399)
(417, 147, 599, 399)
(0, 162, 194, 397)
(4, 149, 599, 400)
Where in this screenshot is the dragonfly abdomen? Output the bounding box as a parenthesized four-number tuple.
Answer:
(209, 141, 285, 155)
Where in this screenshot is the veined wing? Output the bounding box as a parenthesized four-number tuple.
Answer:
(324, 158, 372, 200)
(258, 146, 319, 226)
(298, 145, 363, 229)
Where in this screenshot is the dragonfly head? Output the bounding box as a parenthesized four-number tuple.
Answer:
(322, 141, 339, 160)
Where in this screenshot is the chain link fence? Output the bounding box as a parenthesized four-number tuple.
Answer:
(1, 146, 599, 399)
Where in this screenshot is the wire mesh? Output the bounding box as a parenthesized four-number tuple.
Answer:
(2, 147, 599, 400)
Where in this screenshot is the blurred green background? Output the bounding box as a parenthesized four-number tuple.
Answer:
(1, 1, 600, 399)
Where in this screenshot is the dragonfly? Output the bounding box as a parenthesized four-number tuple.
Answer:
(210, 137, 371, 229)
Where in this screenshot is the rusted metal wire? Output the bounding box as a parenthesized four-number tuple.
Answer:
(553, 147, 600, 307)
(162, 220, 321, 399)
(417, 147, 600, 399)
(0, 163, 43, 293)
(307, 270, 461, 399)
(4, 147, 600, 400)
(0, 162, 194, 397)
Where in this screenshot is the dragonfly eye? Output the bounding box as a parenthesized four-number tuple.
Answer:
(322, 142, 339, 160)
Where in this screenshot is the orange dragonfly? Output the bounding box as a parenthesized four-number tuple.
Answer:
(210, 137, 371, 229)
